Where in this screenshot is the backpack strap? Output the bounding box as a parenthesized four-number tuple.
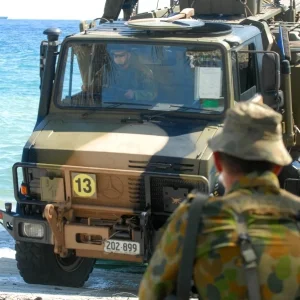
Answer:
(236, 214, 261, 300)
(176, 192, 208, 299)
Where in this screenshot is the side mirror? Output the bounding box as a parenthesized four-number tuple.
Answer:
(261, 52, 284, 109)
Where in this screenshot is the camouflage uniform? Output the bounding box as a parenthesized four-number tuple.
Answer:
(92, 57, 157, 102)
(122, 0, 138, 20)
(102, 0, 138, 22)
(139, 101, 300, 299)
(102, 0, 124, 21)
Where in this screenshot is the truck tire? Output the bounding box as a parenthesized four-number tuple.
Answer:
(15, 242, 95, 287)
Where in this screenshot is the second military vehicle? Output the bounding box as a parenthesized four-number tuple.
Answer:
(1, 0, 300, 288)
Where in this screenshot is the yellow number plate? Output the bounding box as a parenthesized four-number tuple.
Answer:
(72, 173, 97, 198)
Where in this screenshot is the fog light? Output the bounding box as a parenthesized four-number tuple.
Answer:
(21, 222, 44, 238)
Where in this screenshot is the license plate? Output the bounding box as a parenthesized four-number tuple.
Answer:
(104, 240, 140, 255)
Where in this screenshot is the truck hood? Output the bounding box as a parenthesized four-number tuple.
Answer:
(26, 119, 216, 173)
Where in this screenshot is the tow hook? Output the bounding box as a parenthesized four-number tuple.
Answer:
(44, 204, 68, 257)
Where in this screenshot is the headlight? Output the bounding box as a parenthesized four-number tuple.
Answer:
(20, 222, 44, 238)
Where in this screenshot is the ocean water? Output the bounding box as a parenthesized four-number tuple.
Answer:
(0, 19, 81, 210)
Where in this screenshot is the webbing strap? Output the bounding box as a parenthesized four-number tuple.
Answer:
(176, 192, 207, 300)
(236, 214, 261, 300)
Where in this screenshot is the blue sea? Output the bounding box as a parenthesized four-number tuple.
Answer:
(0, 19, 81, 210)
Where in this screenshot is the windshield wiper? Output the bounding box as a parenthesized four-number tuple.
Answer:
(103, 102, 153, 109)
(169, 105, 220, 113)
(142, 105, 219, 121)
(81, 102, 153, 118)
(121, 117, 144, 124)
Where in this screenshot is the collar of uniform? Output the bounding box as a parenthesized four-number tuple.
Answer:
(228, 171, 280, 194)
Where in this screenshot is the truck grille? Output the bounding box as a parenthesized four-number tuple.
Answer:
(27, 167, 206, 214)
(150, 177, 208, 212)
(128, 177, 146, 209)
(128, 160, 196, 173)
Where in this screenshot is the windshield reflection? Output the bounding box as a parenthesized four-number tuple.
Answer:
(59, 43, 225, 114)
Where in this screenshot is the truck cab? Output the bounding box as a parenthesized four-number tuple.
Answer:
(1, 0, 300, 288)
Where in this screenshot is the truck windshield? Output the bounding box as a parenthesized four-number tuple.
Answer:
(58, 42, 226, 114)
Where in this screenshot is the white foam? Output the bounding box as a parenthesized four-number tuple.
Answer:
(0, 247, 15, 259)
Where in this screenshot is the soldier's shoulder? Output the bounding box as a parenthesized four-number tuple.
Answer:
(277, 188, 300, 213)
(186, 191, 226, 212)
(279, 187, 300, 201)
(207, 188, 300, 215)
(187, 189, 240, 204)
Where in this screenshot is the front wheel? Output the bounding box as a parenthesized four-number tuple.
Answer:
(16, 242, 95, 287)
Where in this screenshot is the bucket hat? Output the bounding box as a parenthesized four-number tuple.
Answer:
(208, 101, 292, 166)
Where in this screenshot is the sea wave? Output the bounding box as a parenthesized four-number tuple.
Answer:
(0, 19, 79, 206)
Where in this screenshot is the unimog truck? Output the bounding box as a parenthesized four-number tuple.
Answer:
(1, 0, 300, 288)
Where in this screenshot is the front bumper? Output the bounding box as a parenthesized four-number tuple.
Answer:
(0, 208, 145, 263)
(6, 161, 208, 263)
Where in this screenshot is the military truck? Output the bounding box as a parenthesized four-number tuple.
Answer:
(1, 0, 300, 288)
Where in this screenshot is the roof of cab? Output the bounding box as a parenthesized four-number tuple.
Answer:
(72, 20, 260, 46)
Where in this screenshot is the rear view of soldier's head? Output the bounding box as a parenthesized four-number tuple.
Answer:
(208, 100, 292, 191)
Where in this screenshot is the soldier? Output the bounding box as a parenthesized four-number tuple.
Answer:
(122, 0, 138, 20)
(139, 100, 300, 299)
(101, 0, 138, 22)
(92, 45, 157, 102)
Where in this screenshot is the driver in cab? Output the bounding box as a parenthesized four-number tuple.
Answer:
(93, 45, 157, 102)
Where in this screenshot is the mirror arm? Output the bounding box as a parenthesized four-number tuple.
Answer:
(281, 59, 295, 146)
